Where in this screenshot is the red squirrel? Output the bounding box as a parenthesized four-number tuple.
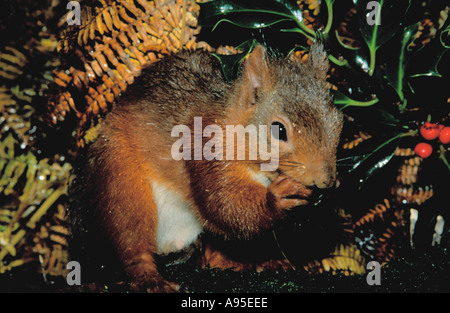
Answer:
(68, 42, 343, 292)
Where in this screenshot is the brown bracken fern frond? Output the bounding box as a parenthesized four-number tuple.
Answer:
(352, 198, 406, 263)
(391, 147, 434, 205)
(47, 0, 201, 147)
(353, 199, 391, 229)
(303, 244, 366, 276)
(342, 131, 372, 150)
(0, 134, 72, 275)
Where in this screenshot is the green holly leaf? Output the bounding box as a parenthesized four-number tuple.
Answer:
(409, 23, 450, 78)
(212, 39, 257, 82)
(337, 131, 409, 196)
(198, 0, 314, 38)
(355, 0, 411, 76)
(333, 90, 379, 110)
(384, 23, 419, 106)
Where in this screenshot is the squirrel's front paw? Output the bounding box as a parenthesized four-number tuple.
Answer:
(268, 174, 312, 211)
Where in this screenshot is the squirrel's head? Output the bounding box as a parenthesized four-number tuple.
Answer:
(225, 42, 343, 190)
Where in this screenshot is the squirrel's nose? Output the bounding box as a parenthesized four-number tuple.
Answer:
(298, 164, 336, 189)
(313, 165, 336, 189)
(299, 175, 334, 189)
(314, 177, 335, 189)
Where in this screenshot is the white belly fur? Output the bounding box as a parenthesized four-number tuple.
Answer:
(151, 182, 203, 255)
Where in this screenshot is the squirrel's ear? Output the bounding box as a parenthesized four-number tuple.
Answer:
(241, 45, 270, 105)
(308, 41, 329, 81)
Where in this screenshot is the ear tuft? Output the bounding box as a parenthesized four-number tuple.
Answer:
(241, 45, 270, 105)
(308, 41, 329, 81)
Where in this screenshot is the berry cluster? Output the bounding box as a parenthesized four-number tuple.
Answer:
(414, 122, 450, 158)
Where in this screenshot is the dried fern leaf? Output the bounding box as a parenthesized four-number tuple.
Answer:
(0, 134, 72, 274)
(353, 199, 391, 228)
(304, 244, 366, 276)
(352, 199, 405, 262)
(342, 131, 372, 150)
(49, 0, 201, 147)
(391, 147, 434, 205)
(300, 0, 322, 16)
(0, 47, 28, 80)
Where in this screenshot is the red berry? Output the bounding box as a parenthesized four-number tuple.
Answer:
(439, 127, 450, 144)
(414, 142, 433, 158)
(420, 122, 441, 140)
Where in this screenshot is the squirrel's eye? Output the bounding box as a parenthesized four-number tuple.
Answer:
(271, 121, 288, 141)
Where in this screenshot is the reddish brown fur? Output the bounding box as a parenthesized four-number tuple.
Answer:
(68, 43, 343, 292)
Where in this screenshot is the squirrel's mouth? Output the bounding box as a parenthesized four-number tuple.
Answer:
(276, 169, 335, 207)
(285, 185, 328, 207)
